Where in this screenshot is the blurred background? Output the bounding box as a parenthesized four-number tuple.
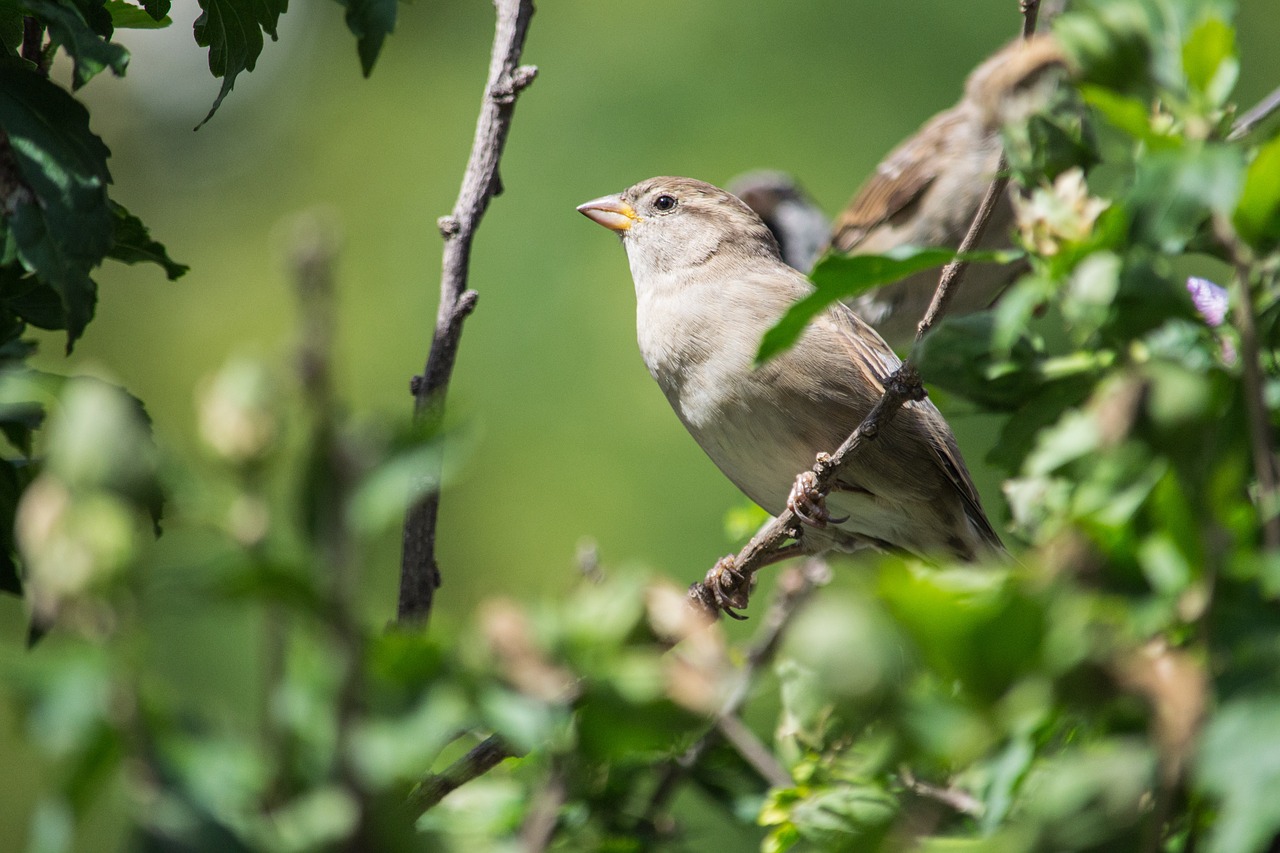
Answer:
(0, 0, 1278, 843)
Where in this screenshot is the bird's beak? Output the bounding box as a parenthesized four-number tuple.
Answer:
(577, 194, 639, 232)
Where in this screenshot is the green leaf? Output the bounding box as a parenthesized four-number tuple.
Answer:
(193, 0, 288, 128)
(337, 0, 396, 77)
(106, 201, 187, 279)
(756, 247, 1017, 363)
(1130, 144, 1243, 253)
(1079, 85, 1181, 151)
(1233, 134, 1280, 252)
(138, 0, 168, 18)
(1197, 695, 1280, 853)
(1054, 2, 1154, 95)
(1181, 15, 1237, 107)
(20, 0, 129, 88)
(105, 0, 171, 28)
(0, 5, 24, 54)
(0, 62, 113, 349)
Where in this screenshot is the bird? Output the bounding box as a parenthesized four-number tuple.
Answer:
(825, 34, 1067, 348)
(727, 171, 830, 273)
(577, 176, 1003, 563)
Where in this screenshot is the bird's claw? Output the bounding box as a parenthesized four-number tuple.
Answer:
(788, 471, 849, 528)
(694, 555, 751, 620)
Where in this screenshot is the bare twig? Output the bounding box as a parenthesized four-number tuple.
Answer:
(647, 560, 830, 826)
(912, 157, 1011, 346)
(1228, 84, 1280, 141)
(1213, 216, 1280, 549)
(898, 766, 985, 817)
(688, 4, 1037, 619)
(409, 734, 518, 815)
(398, 0, 538, 626)
(1019, 0, 1040, 39)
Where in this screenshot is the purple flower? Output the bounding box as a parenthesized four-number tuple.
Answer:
(1187, 276, 1229, 328)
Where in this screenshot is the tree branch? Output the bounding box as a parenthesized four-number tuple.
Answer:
(408, 734, 518, 816)
(1228, 84, 1280, 142)
(398, 0, 538, 626)
(1213, 215, 1280, 550)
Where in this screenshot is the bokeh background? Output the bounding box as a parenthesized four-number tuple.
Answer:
(1, 0, 1278, 844)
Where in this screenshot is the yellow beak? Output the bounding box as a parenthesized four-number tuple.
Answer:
(577, 194, 639, 232)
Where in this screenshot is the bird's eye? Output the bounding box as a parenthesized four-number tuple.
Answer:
(653, 194, 677, 212)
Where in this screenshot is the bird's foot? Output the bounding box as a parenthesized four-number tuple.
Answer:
(788, 471, 849, 528)
(694, 555, 753, 620)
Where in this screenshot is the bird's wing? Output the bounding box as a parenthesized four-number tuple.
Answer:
(817, 301, 1003, 553)
(827, 109, 962, 253)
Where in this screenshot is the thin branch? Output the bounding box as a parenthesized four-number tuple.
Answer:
(898, 766, 985, 817)
(1213, 215, 1280, 549)
(398, 0, 538, 626)
(409, 734, 518, 816)
(1019, 0, 1040, 39)
(647, 560, 830, 826)
(1228, 84, 1280, 142)
(913, 157, 1011, 346)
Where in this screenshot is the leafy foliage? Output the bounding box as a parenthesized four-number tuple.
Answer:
(192, 0, 289, 127)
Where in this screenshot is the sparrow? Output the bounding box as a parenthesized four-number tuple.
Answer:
(727, 171, 830, 273)
(826, 34, 1067, 348)
(578, 177, 1003, 562)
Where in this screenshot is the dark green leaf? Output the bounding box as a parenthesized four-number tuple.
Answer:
(20, 0, 129, 87)
(192, 0, 288, 128)
(0, 62, 112, 348)
(0, 457, 30, 596)
(138, 0, 168, 18)
(107, 201, 187, 279)
(0, 5, 24, 53)
(105, 0, 171, 28)
(1055, 2, 1154, 96)
(1233, 134, 1280, 252)
(1130, 145, 1243, 253)
(756, 247, 1016, 363)
(338, 0, 396, 77)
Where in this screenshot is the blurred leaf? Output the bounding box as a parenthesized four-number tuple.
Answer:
(337, 0, 396, 77)
(350, 687, 470, 788)
(1018, 739, 1154, 849)
(107, 201, 188, 279)
(1129, 144, 1243, 253)
(0, 62, 112, 348)
(1233, 133, 1280, 252)
(346, 440, 444, 536)
(1197, 695, 1280, 853)
(193, 0, 288, 128)
(105, 0, 170, 27)
(1055, 1, 1154, 95)
(756, 248, 1016, 363)
(20, 0, 129, 88)
(1079, 85, 1180, 151)
(786, 784, 896, 850)
(1181, 15, 1237, 107)
(916, 312, 1107, 411)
